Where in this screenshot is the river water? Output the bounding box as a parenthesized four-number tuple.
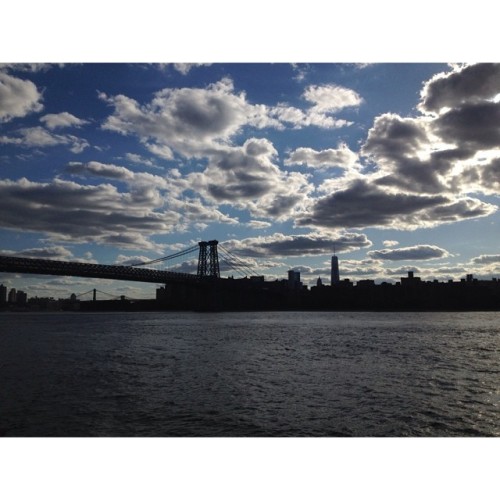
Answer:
(0, 310, 499, 437)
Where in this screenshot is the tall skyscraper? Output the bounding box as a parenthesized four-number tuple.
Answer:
(331, 251, 340, 285)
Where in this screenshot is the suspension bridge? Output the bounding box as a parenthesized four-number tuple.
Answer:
(0, 240, 260, 285)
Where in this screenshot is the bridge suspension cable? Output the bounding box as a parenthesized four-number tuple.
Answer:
(131, 245, 199, 267)
(218, 245, 262, 278)
(76, 289, 135, 300)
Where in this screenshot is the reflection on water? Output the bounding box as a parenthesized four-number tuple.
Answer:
(0, 311, 499, 436)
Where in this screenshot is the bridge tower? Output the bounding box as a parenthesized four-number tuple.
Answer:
(197, 240, 220, 279)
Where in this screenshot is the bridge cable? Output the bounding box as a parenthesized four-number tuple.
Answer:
(218, 245, 261, 278)
(131, 245, 199, 267)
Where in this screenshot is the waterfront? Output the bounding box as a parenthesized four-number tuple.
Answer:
(1, 311, 499, 437)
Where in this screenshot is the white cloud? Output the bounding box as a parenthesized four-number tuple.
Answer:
(143, 142, 174, 160)
(40, 112, 89, 129)
(0, 126, 89, 153)
(285, 144, 360, 169)
(303, 83, 363, 113)
(383, 240, 399, 247)
(246, 220, 272, 229)
(100, 78, 362, 162)
(100, 78, 280, 158)
(125, 153, 157, 168)
(0, 71, 43, 122)
(172, 63, 212, 75)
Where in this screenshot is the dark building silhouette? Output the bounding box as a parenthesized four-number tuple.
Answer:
(331, 253, 340, 285)
(288, 270, 302, 290)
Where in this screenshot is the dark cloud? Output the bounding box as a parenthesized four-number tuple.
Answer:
(433, 101, 500, 150)
(471, 254, 500, 265)
(298, 179, 496, 230)
(299, 180, 441, 229)
(222, 231, 372, 258)
(67, 161, 135, 181)
(362, 113, 453, 194)
(359, 64, 500, 211)
(363, 113, 428, 161)
(0, 246, 74, 260)
(368, 245, 450, 261)
(182, 139, 313, 219)
(0, 178, 179, 250)
(420, 64, 500, 114)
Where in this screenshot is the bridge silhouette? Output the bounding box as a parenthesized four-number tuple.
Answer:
(0, 240, 258, 285)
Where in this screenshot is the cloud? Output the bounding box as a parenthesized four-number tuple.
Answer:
(66, 161, 239, 229)
(125, 153, 158, 168)
(361, 113, 451, 195)
(367, 244, 451, 261)
(114, 255, 151, 265)
(0, 177, 180, 251)
(143, 142, 174, 160)
(246, 220, 272, 229)
(168, 197, 239, 227)
(471, 254, 500, 265)
(385, 266, 422, 276)
(432, 101, 500, 150)
(419, 63, 500, 114)
(296, 179, 497, 230)
(178, 138, 314, 220)
(0, 126, 89, 153)
(100, 78, 280, 158)
(0, 245, 74, 260)
(303, 83, 363, 113)
(353, 63, 500, 230)
(40, 112, 89, 129)
(285, 144, 359, 169)
(0, 70, 43, 122)
(291, 64, 309, 82)
(383, 240, 399, 247)
(67, 161, 136, 181)
(172, 63, 212, 75)
(222, 231, 372, 258)
(100, 78, 362, 161)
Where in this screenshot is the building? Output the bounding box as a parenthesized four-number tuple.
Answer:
(0, 284, 6, 304)
(331, 254, 340, 285)
(401, 271, 421, 287)
(288, 270, 302, 290)
(8, 288, 17, 303)
(16, 290, 27, 304)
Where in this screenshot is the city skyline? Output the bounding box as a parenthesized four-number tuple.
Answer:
(1, 63, 499, 299)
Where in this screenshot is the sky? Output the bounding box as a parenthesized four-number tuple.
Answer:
(1, 62, 500, 298)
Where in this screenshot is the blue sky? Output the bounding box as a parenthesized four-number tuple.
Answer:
(1, 62, 500, 298)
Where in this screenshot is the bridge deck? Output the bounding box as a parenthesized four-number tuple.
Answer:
(0, 255, 199, 284)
